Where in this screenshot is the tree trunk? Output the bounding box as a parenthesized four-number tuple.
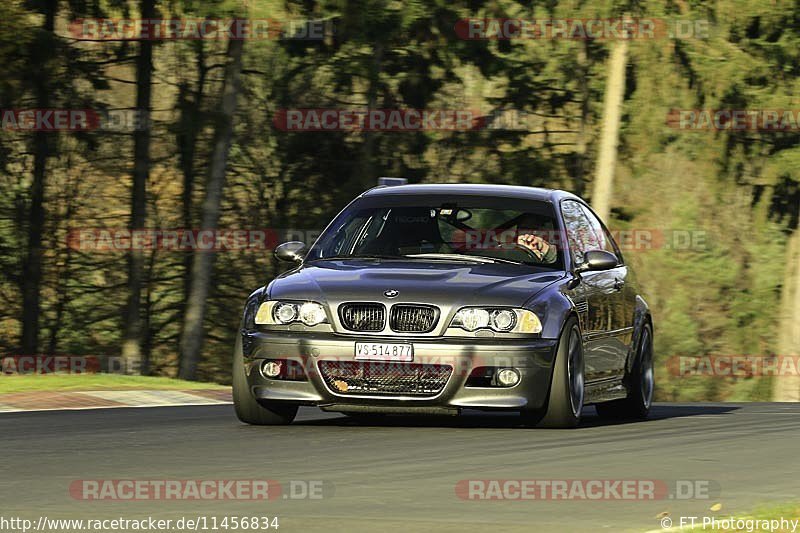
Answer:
(591, 38, 628, 221)
(122, 0, 154, 373)
(774, 226, 800, 401)
(47, 179, 78, 356)
(21, 134, 49, 355)
(21, 0, 57, 355)
(178, 38, 245, 380)
(178, 41, 208, 324)
(574, 40, 590, 197)
(358, 42, 382, 184)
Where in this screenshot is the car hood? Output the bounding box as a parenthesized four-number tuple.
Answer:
(266, 259, 564, 309)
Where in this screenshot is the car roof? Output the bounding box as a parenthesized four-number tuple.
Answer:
(361, 183, 582, 204)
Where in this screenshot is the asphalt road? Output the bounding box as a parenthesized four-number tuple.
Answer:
(1, 403, 798, 532)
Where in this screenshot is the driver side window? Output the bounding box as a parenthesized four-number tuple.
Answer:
(560, 200, 595, 266)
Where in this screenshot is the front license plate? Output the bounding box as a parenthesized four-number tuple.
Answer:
(355, 342, 414, 362)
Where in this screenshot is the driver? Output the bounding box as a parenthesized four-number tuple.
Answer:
(510, 211, 559, 264)
(517, 233, 557, 263)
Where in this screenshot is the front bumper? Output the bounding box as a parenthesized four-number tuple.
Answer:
(241, 330, 558, 413)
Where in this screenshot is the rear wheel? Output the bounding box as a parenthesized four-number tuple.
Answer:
(596, 323, 653, 420)
(528, 317, 584, 428)
(233, 336, 297, 425)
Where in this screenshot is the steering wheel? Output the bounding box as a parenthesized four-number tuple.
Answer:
(494, 242, 543, 263)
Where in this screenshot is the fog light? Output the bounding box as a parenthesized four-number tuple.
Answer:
(261, 360, 282, 378)
(497, 368, 520, 387)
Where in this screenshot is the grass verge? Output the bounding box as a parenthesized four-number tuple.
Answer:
(0, 374, 228, 393)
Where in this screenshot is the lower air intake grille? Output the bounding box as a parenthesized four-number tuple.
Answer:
(318, 361, 452, 397)
(339, 303, 386, 332)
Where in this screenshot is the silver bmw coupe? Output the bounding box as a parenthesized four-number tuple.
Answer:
(234, 184, 654, 428)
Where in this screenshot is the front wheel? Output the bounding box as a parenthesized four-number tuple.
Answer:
(596, 323, 654, 420)
(527, 317, 584, 428)
(232, 336, 298, 425)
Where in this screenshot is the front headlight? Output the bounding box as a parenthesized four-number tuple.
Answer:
(298, 302, 327, 326)
(450, 307, 542, 334)
(255, 301, 329, 326)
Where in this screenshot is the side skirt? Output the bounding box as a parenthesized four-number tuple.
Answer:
(584, 376, 628, 404)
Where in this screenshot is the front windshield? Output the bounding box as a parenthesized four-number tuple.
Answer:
(306, 195, 564, 269)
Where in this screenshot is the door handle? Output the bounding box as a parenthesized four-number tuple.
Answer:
(614, 278, 625, 290)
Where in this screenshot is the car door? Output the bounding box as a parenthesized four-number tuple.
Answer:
(560, 200, 621, 381)
(577, 204, 635, 375)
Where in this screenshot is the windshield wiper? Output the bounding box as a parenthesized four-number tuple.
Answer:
(316, 253, 525, 265)
(315, 254, 400, 261)
(403, 253, 522, 265)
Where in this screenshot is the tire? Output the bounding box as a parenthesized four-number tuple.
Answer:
(595, 323, 654, 420)
(232, 335, 298, 425)
(530, 317, 584, 428)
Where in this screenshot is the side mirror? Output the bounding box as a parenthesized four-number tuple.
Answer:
(575, 250, 618, 273)
(274, 241, 307, 264)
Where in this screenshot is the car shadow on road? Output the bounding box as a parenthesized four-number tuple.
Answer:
(577, 403, 741, 428)
(292, 404, 740, 429)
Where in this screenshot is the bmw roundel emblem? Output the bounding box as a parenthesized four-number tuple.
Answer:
(384, 289, 399, 298)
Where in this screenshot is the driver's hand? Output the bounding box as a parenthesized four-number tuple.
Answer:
(517, 234, 551, 260)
